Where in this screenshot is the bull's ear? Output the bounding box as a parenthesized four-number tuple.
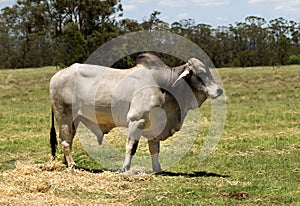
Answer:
(172, 69, 190, 87)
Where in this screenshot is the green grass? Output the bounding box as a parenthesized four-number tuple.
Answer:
(0, 65, 299, 205)
(0, 67, 56, 170)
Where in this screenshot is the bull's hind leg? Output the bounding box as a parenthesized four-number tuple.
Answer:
(59, 120, 76, 168)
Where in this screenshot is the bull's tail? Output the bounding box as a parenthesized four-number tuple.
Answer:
(50, 108, 58, 159)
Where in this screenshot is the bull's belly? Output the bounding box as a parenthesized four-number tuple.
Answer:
(78, 103, 181, 141)
(142, 122, 181, 142)
(94, 112, 127, 133)
(142, 128, 176, 142)
(76, 105, 128, 134)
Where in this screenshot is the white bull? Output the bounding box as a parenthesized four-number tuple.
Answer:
(49, 53, 223, 173)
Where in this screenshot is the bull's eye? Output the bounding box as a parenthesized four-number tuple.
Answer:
(197, 76, 205, 86)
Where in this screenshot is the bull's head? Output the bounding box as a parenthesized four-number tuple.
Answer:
(173, 58, 223, 99)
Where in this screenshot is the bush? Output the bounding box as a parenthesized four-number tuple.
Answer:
(287, 54, 300, 65)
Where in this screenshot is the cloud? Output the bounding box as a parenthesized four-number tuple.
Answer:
(216, 17, 229, 23)
(158, 0, 231, 7)
(248, 0, 300, 12)
(248, 0, 281, 4)
(123, 4, 137, 11)
(157, 0, 187, 7)
(191, 0, 231, 7)
(129, 0, 150, 3)
(177, 12, 189, 19)
(0, 0, 11, 3)
(0, 0, 15, 6)
(275, 0, 300, 12)
(248, 0, 274, 3)
(160, 15, 170, 22)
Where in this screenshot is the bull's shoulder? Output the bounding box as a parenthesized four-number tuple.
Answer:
(127, 87, 165, 121)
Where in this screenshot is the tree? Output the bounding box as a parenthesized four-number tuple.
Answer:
(118, 18, 140, 33)
(268, 17, 291, 65)
(54, 22, 87, 67)
(1, 1, 300, 69)
(0, 6, 18, 68)
(140, 11, 169, 31)
(0, 1, 54, 68)
(0, 0, 124, 68)
(211, 26, 235, 67)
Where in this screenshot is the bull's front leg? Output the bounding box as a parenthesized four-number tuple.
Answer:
(122, 120, 143, 172)
(148, 140, 162, 173)
(122, 138, 139, 172)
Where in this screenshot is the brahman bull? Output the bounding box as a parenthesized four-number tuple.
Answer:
(49, 53, 223, 173)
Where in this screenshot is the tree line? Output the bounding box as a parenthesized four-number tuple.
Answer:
(1, 0, 300, 69)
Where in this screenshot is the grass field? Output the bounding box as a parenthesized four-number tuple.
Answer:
(0, 65, 299, 205)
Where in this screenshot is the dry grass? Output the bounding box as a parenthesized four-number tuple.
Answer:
(0, 161, 151, 205)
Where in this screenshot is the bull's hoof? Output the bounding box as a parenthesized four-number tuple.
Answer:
(121, 166, 130, 173)
(67, 163, 77, 170)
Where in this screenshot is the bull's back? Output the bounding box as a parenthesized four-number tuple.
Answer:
(50, 63, 134, 102)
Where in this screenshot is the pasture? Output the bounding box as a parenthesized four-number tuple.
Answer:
(0, 65, 299, 205)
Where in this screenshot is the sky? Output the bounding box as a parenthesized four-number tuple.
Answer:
(121, 0, 300, 27)
(1, 0, 300, 27)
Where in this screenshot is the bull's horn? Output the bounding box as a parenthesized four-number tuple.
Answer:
(172, 69, 190, 87)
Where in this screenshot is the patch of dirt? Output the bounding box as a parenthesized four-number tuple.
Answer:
(0, 161, 152, 205)
(220, 191, 249, 199)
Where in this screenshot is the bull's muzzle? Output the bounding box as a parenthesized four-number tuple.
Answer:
(207, 85, 223, 99)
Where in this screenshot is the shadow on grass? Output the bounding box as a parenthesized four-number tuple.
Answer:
(74, 165, 229, 178)
(157, 171, 230, 178)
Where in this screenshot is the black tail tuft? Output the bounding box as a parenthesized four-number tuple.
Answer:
(50, 109, 58, 159)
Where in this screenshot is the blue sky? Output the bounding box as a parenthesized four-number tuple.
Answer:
(1, 0, 300, 27)
(122, 0, 300, 27)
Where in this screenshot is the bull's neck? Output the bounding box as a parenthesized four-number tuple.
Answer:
(150, 64, 186, 89)
(150, 64, 200, 115)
